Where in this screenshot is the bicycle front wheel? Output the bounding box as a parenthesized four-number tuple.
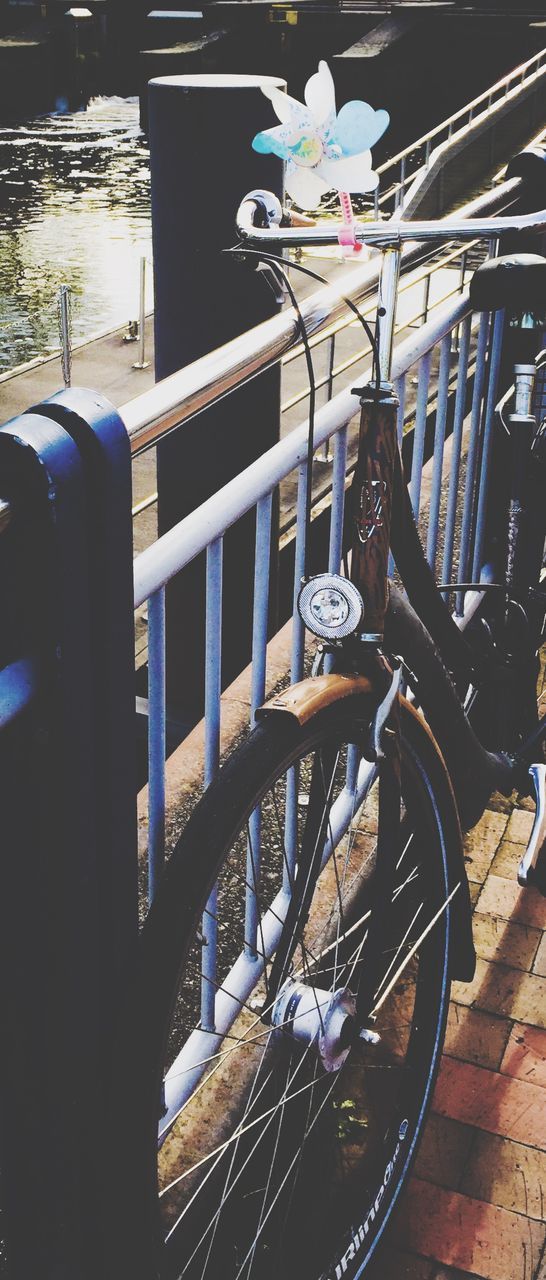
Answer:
(118, 692, 458, 1280)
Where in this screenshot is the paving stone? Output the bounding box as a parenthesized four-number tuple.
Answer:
(459, 1131, 546, 1220)
(365, 1246, 433, 1279)
(443, 1003, 511, 1071)
(398, 1177, 545, 1280)
(500, 1023, 546, 1088)
(451, 956, 546, 1028)
(463, 812, 509, 883)
(534, 1242, 546, 1279)
(415, 1112, 475, 1190)
(532, 932, 546, 978)
(469, 882, 481, 908)
(472, 911, 542, 972)
(475, 876, 546, 930)
(487, 791, 514, 816)
(505, 810, 535, 846)
(433, 1057, 546, 1147)
(431, 1269, 488, 1280)
(490, 840, 528, 880)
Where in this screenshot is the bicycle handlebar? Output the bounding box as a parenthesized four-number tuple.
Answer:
(236, 192, 546, 249)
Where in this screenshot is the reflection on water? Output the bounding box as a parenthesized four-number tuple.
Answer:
(0, 96, 151, 374)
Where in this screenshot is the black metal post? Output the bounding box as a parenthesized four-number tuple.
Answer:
(149, 73, 285, 730)
(0, 392, 137, 1279)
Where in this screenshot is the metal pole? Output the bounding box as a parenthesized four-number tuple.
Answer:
(132, 256, 149, 371)
(58, 284, 72, 389)
(321, 332, 336, 461)
(378, 247, 402, 383)
(422, 271, 431, 326)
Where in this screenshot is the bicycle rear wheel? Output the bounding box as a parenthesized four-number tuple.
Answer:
(115, 692, 459, 1280)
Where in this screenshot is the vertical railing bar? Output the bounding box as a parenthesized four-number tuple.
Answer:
(426, 333, 452, 569)
(397, 156, 406, 209)
(456, 312, 490, 614)
(147, 587, 166, 905)
(291, 460, 309, 683)
(395, 374, 406, 445)
(250, 494, 273, 721)
(283, 461, 309, 892)
(245, 494, 273, 959)
(422, 272, 431, 327)
(201, 536, 223, 1032)
(204, 537, 223, 786)
(409, 349, 433, 519)
(471, 309, 505, 580)
(322, 333, 336, 460)
(327, 333, 336, 402)
(328, 424, 348, 575)
(388, 375, 406, 578)
(441, 313, 472, 598)
(452, 250, 467, 354)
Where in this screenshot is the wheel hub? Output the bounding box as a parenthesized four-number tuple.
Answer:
(271, 981, 357, 1072)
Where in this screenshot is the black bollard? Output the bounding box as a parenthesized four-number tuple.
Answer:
(149, 73, 285, 730)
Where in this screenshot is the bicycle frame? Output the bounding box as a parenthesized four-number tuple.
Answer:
(239, 193, 546, 830)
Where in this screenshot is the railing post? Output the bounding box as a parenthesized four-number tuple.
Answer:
(0, 389, 136, 1278)
(132, 255, 150, 371)
(149, 73, 285, 727)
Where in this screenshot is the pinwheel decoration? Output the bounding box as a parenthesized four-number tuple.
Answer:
(253, 61, 389, 230)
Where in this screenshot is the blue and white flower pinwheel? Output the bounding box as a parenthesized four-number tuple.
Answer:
(253, 61, 389, 210)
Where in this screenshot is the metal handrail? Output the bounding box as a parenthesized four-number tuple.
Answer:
(133, 287, 471, 607)
(236, 203, 546, 249)
(122, 177, 522, 457)
(0, 174, 526, 530)
(376, 45, 545, 204)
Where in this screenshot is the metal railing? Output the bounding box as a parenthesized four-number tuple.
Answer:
(124, 175, 546, 1109)
(375, 46, 546, 213)
(134, 273, 505, 1120)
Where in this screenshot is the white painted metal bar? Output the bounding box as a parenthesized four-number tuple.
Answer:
(426, 333, 452, 568)
(328, 424, 349, 575)
(441, 314, 472, 598)
(245, 495, 274, 959)
(456, 313, 491, 613)
(409, 350, 433, 518)
(250, 495, 273, 721)
(147, 587, 166, 904)
(201, 537, 223, 1033)
(472, 310, 505, 581)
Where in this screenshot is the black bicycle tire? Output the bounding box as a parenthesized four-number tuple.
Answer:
(111, 693, 460, 1280)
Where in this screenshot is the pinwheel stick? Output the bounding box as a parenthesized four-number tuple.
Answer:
(338, 190, 362, 253)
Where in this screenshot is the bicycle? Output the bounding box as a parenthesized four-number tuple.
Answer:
(113, 192, 546, 1280)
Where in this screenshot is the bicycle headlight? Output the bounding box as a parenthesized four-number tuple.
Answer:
(298, 574, 364, 641)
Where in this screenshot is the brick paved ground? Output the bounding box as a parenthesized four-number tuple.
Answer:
(366, 801, 546, 1280)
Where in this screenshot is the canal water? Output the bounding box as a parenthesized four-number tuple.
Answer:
(0, 96, 152, 375)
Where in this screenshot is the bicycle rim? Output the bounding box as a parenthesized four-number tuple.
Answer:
(124, 697, 452, 1280)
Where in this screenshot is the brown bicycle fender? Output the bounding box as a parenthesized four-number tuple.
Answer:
(258, 677, 475, 982)
(255, 674, 373, 724)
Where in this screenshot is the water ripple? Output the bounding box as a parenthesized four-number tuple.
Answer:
(0, 96, 151, 375)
